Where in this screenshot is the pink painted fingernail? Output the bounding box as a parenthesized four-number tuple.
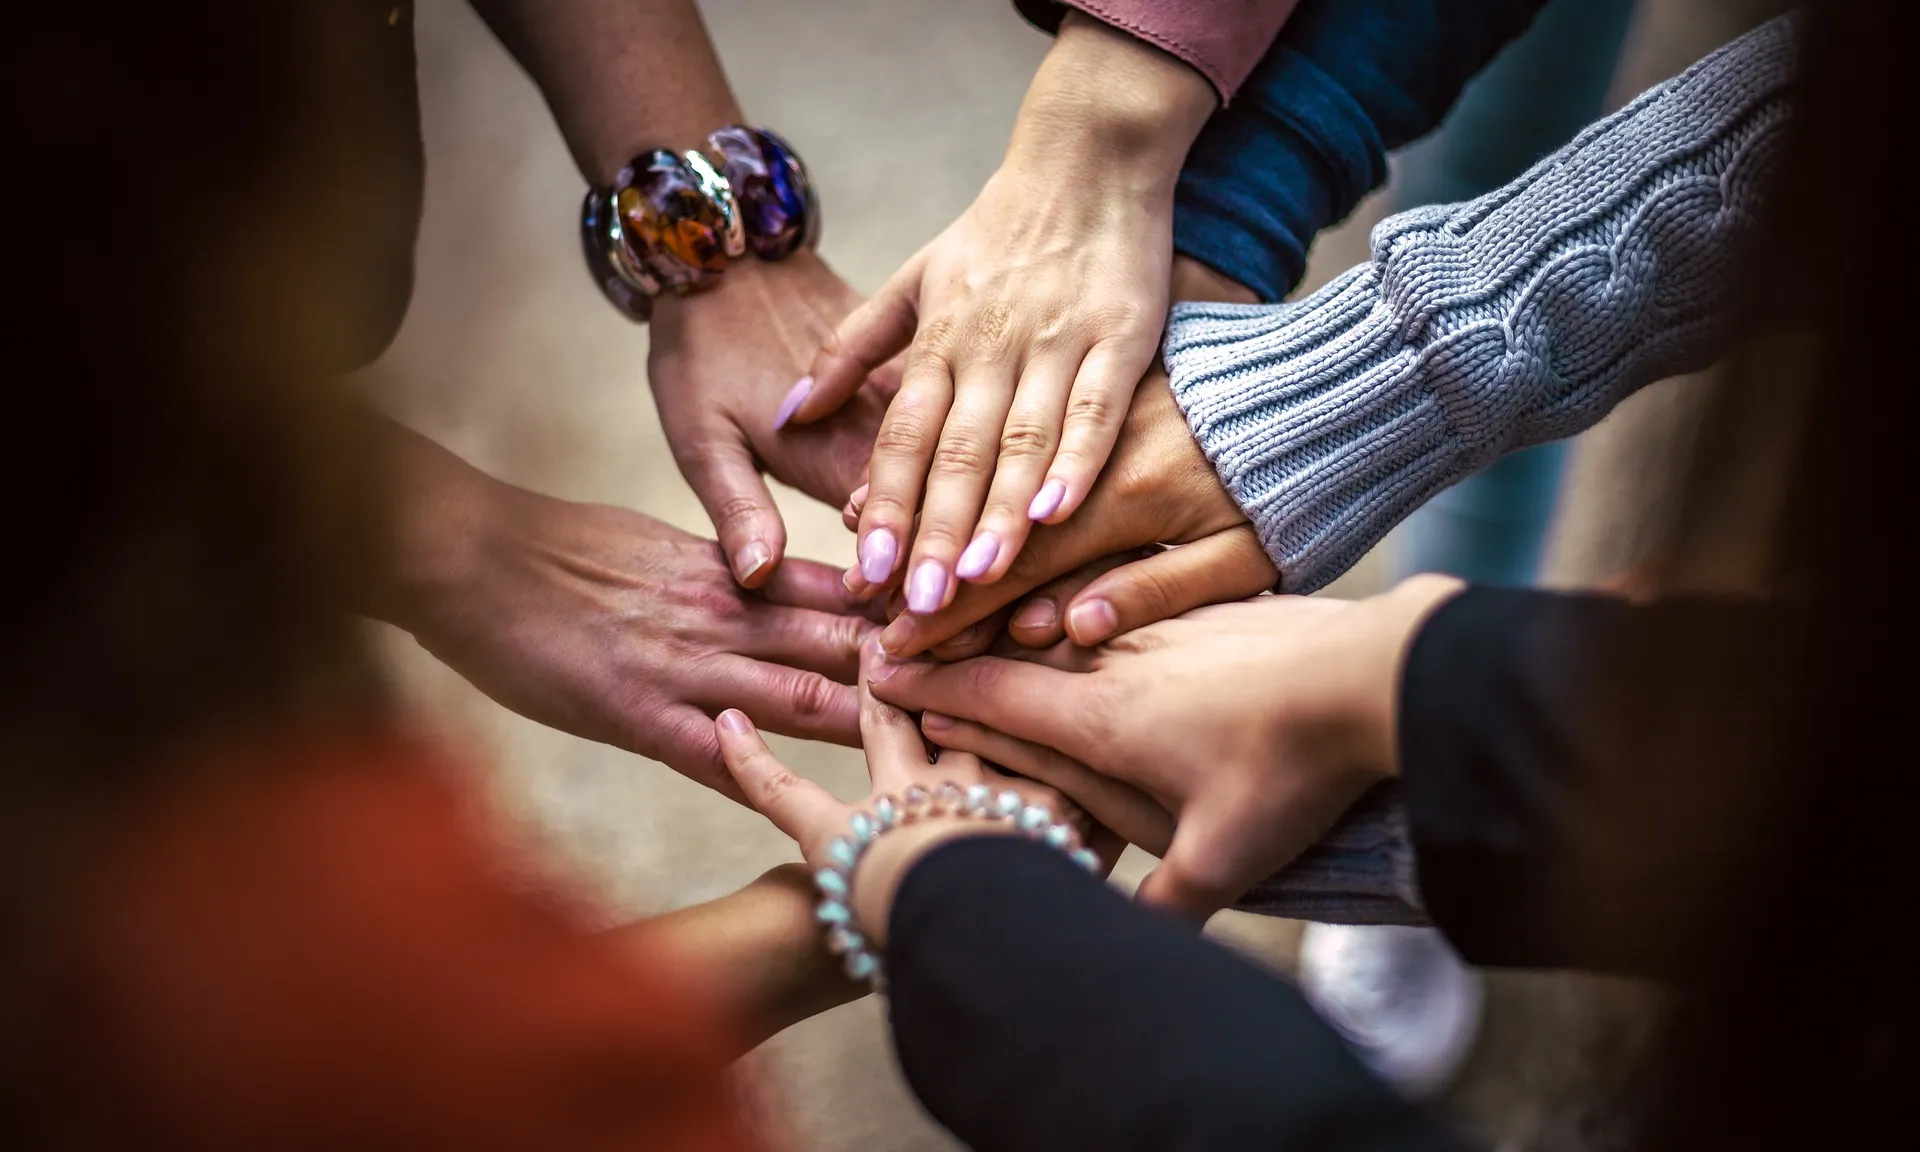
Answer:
(718, 709, 753, 734)
(1067, 597, 1119, 644)
(859, 528, 898, 584)
(1028, 479, 1067, 521)
(955, 533, 1000, 580)
(906, 560, 948, 615)
(773, 376, 813, 431)
(921, 712, 954, 733)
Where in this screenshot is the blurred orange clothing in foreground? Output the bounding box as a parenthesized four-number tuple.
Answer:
(37, 739, 757, 1151)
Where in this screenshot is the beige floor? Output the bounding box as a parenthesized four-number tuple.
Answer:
(372, 1, 1766, 1147)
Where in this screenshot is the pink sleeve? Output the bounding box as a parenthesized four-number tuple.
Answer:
(1012, 0, 1302, 102)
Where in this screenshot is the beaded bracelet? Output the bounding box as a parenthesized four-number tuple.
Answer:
(813, 782, 1101, 990)
(580, 125, 819, 323)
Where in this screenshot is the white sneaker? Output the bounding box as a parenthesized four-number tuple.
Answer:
(1296, 923, 1484, 1099)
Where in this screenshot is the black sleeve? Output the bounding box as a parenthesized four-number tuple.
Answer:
(1400, 587, 1802, 976)
(886, 837, 1474, 1152)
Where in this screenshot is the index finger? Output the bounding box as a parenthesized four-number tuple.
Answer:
(859, 640, 937, 796)
(868, 652, 1099, 760)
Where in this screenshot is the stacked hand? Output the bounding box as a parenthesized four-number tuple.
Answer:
(716, 642, 1121, 944)
(847, 366, 1278, 660)
(868, 580, 1464, 919)
(380, 423, 880, 800)
(783, 15, 1218, 616)
(649, 251, 900, 587)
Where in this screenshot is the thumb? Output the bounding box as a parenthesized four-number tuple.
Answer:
(716, 710, 847, 863)
(1135, 792, 1269, 923)
(1063, 527, 1276, 645)
(676, 430, 787, 588)
(793, 256, 924, 426)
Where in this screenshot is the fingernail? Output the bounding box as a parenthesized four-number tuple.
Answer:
(1067, 597, 1119, 644)
(718, 709, 752, 734)
(842, 567, 864, 596)
(849, 482, 869, 510)
(955, 533, 1000, 580)
(906, 560, 948, 615)
(1011, 598, 1058, 632)
(773, 376, 813, 431)
(859, 528, 898, 584)
(733, 540, 772, 583)
(879, 614, 916, 655)
(1028, 479, 1067, 521)
(863, 635, 903, 683)
(921, 711, 953, 733)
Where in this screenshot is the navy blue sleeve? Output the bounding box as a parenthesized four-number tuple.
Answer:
(1174, 0, 1548, 301)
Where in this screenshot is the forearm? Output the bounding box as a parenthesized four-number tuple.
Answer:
(468, 0, 743, 184)
(611, 865, 863, 1061)
(1165, 15, 1798, 594)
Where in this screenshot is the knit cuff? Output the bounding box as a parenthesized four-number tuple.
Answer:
(1168, 15, 1798, 594)
(1233, 783, 1423, 924)
(1164, 279, 1469, 594)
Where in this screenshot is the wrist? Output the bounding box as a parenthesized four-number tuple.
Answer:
(1170, 255, 1259, 305)
(1007, 13, 1216, 192)
(1355, 576, 1469, 775)
(370, 424, 502, 637)
(649, 248, 825, 333)
(850, 819, 1019, 947)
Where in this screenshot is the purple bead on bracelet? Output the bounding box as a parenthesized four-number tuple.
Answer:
(707, 125, 821, 260)
(579, 127, 818, 321)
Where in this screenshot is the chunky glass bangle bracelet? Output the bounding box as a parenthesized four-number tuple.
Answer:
(707, 125, 821, 260)
(813, 783, 1100, 990)
(580, 187, 653, 322)
(580, 125, 819, 322)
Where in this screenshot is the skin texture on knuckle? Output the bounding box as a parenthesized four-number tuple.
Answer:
(911, 315, 963, 361)
(1083, 298, 1152, 339)
(929, 431, 994, 481)
(783, 671, 847, 724)
(749, 758, 809, 808)
(967, 299, 1018, 362)
(872, 407, 939, 463)
(671, 568, 748, 631)
(997, 417, 1056, 461)
(1064, 385, 1121, 430)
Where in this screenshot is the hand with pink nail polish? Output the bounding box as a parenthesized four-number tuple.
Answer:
(787, 17, 1221, 616)
(870, 578, 1467, 919)
(649, 253, 901, 590)
(872, 371, 1276, 659)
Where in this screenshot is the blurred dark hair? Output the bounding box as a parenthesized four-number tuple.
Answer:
(1, 0, 393, 1097)
(1629, 2, 1915, 1145)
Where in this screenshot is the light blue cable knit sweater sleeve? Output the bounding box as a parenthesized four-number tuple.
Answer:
(1162, 15, 1797, 594)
